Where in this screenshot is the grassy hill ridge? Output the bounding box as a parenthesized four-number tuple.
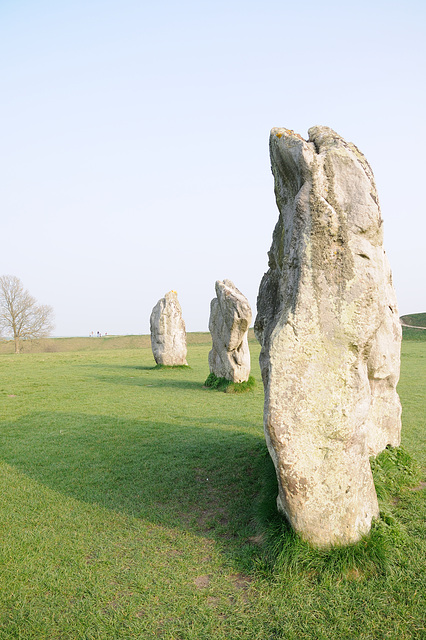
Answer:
(400, 312, 426, 328)
(0, 329, 259, 355)
(2, 320, 426, 354)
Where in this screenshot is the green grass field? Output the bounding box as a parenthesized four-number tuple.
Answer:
(0, 333, 424, 639)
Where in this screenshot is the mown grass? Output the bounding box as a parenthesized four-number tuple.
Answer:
(0, 335, 424, 639)
(402, 326, 426, 341)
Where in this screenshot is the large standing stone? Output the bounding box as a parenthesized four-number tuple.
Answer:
(208, 279, 252, 383)
(255, 126, 402, 547)
(150, 290, 188, 366)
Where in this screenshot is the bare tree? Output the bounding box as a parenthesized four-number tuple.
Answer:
(0, 275, 55, 353)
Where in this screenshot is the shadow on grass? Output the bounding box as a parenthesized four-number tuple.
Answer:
(81, 363, 193, 372)
(1, 412, 414, 580)
(81, 363, 157, 371)
(0, 411, 272, 571)
(80, 363, 207, 390)
(94, 375, 206, 391)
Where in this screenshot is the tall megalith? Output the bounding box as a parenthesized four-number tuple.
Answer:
(150, 290, 188, 366)
(255, 126, 402, 547)
(208, 279, 252, 383)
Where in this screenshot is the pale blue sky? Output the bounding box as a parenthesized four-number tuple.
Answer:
(1, 0, 425, 336)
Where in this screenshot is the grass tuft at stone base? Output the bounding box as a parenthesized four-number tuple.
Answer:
(253, 444, 423, 583)
(204, 372, 256, 393)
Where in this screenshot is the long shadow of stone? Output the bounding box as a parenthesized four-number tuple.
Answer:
(81, 363, 157, 371)
(80, 363, 207, 390)
(0, 411, 272, 565)
(93, 375, 206, 391)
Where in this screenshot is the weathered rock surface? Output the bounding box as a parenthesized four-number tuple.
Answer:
(150, 291, 188, 366)
(255, 126, 402, 547)
(208, 279, 252, 383)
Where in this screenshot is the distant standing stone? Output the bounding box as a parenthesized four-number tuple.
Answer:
(255, 126, 402, 547)
(208, 279, 252, 383)
(150, 291, 188, 366)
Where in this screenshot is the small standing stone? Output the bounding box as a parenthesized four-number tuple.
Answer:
(208, 279, 252, 383)
(150, 291, 188, 366)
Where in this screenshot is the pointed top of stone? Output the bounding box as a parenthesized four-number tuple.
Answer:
(215, 279, 251, 312)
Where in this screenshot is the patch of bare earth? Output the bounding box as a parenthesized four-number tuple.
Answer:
(206, 596, 220, 608)
(343, 568, 363, 582)
(229, 572, 253, 590)
(194, 575, 211, 589)
(227, 572, 254, 603)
